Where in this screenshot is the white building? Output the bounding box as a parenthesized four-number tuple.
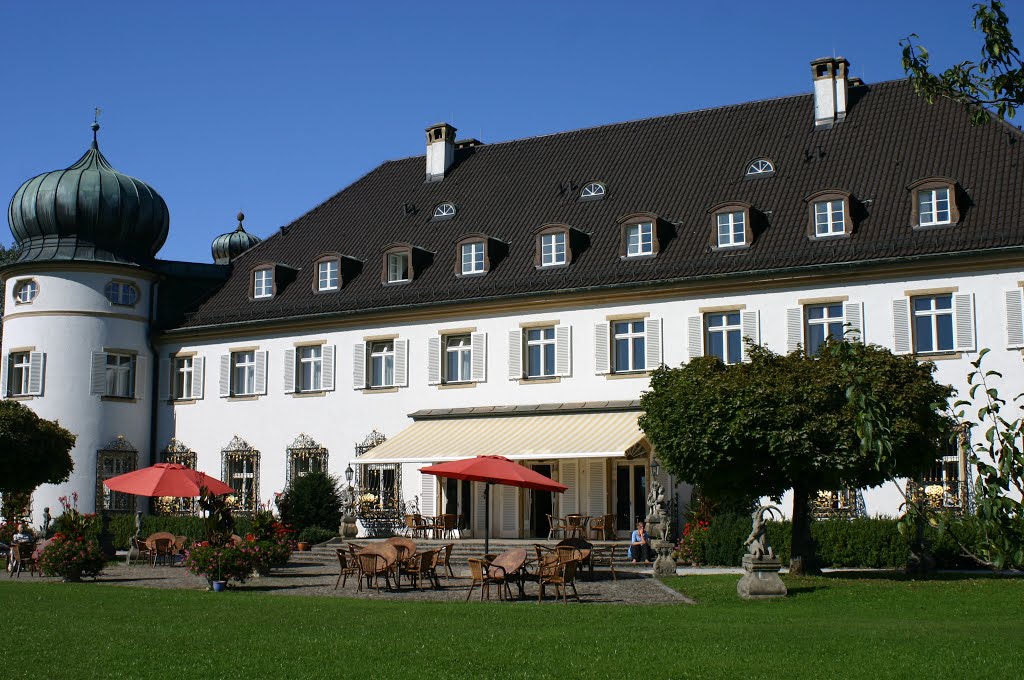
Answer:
(4, 58, 1024, 536)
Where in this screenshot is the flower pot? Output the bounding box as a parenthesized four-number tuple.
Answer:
(297, 542, 309, 551)
(212, 580, 227, 592)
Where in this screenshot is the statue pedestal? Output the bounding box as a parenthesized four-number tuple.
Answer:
(652, 540, 677, 577)
(737, 554, 787, 599)
(340, 515, 358, 539)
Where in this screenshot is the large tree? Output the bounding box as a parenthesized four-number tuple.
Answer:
(0, 242, 19, 347)
(639, 341, 953, 575)
(0, 400, 76, 497)
(901, 1, 1023, 125)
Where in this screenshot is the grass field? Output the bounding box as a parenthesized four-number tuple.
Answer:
(1, 573, 1020, 679)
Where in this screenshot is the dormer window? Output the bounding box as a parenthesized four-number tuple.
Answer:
(104, 280, 139, 306)
(461, 240, 485, 275)
(432, 202, 457, 220)
(253, 268, 274, 299)
(387, 252, 410, 282)
(746, 159, 775, 177)
(716, 211, 746, 248)
(626, 223, 653, 256)
(579, 182, 606, 201)
(616, 213, 664, 259)
(540, 231, 566, 266)
(909, 178, 961, 229)
(805, 190, 853, 239)
(317, 258, 340, 291)
(13, 279, 38, 304)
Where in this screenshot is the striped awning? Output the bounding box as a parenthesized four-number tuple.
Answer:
(356, 409, 648, 464)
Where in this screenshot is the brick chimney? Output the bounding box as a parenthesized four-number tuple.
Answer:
(810, 57, 849, 129)
(425, 123, 457, 182)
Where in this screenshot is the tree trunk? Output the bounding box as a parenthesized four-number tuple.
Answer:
(789, 483, 820, 576)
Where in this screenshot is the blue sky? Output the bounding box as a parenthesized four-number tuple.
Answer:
(0, 0, 1010, 262)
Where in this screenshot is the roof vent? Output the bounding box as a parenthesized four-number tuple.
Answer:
(810, 57, 850, 129)
(425, 123, 457, 182)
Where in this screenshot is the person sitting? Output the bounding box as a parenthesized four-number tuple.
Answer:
(12, 523, 33, 544)
(628, 520, 656, 564)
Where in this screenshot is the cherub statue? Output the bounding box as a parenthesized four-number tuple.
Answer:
(646, 480, 665, 521)
(745, 505, 782, 559)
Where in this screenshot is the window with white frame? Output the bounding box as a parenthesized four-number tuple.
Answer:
(706, 312, 743, 365)
(540, 232, 567, 266)
(105, 354, 135, 398)
(318, 259, 339, 291)
(297, 345, 323, 392)
(173, 356, 194, 400)
(580, 182, 606, 200)
(387, 252, 410, 283)
(612, 320, 646, 372)
(369, 340, 395, 387)
(626, 223, 654, 257)
(525, 327, 556, 378)
(223, 444, 259, 514)
(814, 199, 846, 236)
(461, 241, 485, 275)
(433, 202, 456, 219)
(253, 268, 273, 298)
(104, 281, 138, 306)
(805, 303, 845, 355)
(918, 187, 951, 226)
(7, 352, 31, 397)
(444, 335, 472, 383)
(746, 159, 775, 176)
(232, 350, 256, 395)
(913, 294, 954, 353)
(14, 280, 38, 304)
(716, 211, 746, 247)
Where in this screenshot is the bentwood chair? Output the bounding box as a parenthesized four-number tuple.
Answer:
(8, 542, 37, 578)
(334, 549, 359, 589)
(546, 514, 567, 540)
(126, 536, 152, 566)
(589, 545, 617, 581)
(437, 543, 455, 581)
(356, 553, 392, 592)
(465, 558, 507, 601)
(537, 557, 580, 604)
(405, 549, 440, 590)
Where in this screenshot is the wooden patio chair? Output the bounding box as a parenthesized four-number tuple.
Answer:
(172, 535, 188, 565)
(412, 515, 431, 539)
(537, 557, 580, 604)
(334, 548, 358, 589)
(589, 545, 617, 581)
(546, 514, 567, 540)
(588, 515, 617, 540)
(356, 553, 391, 592)
(8, 542, 37, 578)
(150, 538, 175, 567)
(600, 514, 617, 540)
(403, 514, 418, 538)
(126, 535, 151, 566)
(439, 514, 458, 540)
(405, 549, 440, 590)
(465, 557, 507, 601)
(437, 543, 455, 581)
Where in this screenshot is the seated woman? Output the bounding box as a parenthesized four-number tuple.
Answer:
(628, 520, 656, 564)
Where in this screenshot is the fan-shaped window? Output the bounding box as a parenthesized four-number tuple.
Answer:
(432, 203, 457, 220)
(13, 279, 38, 304)
(105, 281, 138, 306)
(579, 182, 606, 201)
(746, 159, 775, 177)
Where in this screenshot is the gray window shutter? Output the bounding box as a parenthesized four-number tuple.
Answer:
(507, 329, 522, 380)
(786, 307, 803, 354)
(394, 339, 409, 387)
(740, 310, 760, 362)
(27, 352, 45, 397)
(352, 343, 365, 389)
(892, 298, 912, 355)
(91, 352, 107, 396)
(471, 332, 487, 383)
(594, 322, 610, 375)
(420, 474, 436, 516)
(427, 336, 442, 385)
(321, 345, 335, 391)
(192, 357, 205, 399)
(844, 302, 864, 343)
(953, 293, 976, 352)
(1006, 289, 1024, 349)
(219, 354, 231, 397)
(0, 354, 8, 397)
(133, 355, 145, 399)
(500, 485, 518, 536)
(159, 358, 171, 400)
(254, 350, 268, 395)
(555, 325, 572, 377)
(283, 348, 296, 394)
(644, 317, 663, 370)
(687, 315, 703, 361)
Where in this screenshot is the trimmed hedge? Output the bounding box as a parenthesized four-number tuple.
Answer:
(72, 514, 253, 551)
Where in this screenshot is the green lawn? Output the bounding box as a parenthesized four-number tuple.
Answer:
(1, 574, 1020, 679)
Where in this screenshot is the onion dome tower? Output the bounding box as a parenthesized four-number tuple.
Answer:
(211, 212, 262, 264)
(8, 121, 169, 263)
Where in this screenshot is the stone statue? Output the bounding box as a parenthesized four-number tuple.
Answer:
(744, 505, 782, 559)
(659, 511, 671, 543)
(408, 495, 420, 516)
(646, 480, 665, 521)
(340, 485, 357, 515)
(134, 511, 143, 538)
(42, 507, 51, 537)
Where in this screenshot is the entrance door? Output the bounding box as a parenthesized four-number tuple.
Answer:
(615, 463, 647, 535)
(529, 464, 554, 539)
(444, 478, 472, 531)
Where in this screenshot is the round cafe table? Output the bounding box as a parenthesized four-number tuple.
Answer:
(488, 548, 528, 598)
(357, 542, 400, 590)
(385, 537, 418, 585)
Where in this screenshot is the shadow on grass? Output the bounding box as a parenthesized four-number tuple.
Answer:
(820, 570, 1020, 582)
(785, 585, 828, 597)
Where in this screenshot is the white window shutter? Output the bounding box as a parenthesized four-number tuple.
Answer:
(283, 348, 296, 394)
(687, 315, 703, 361)
(473, 482, 487, 535)
(844, 302, 864, 343)
(192, 357, 205, 399)
(587, 459, 606, 517)
(594, 322, 610, 375)
(1006, 289, 1024, 348)
(500, 486, 518, 536)
(0, 354, 8, 397)
(560, 460, 578, 515)
(953, 293, 976, 352)
(471, 332, 487, 383)
(27, 352, 45, 397)
(507, 329, 522, 380)
(219, 354, 231, 397)
(133, 355, 145, 398)
(321, 345, 335, 391)
(740, 310, 760, 362)
(645, 317, 663, 369)
(892, 298, 913, 355)
(394, 339, 409, 387)
(254, 350, 268, 395)
(786, 307, 803, 354)
(427, 336, 442, 385)
(352, 343, 366, 389)
(420, 474, 436, 516)
(159, 358, 171, 400)
(91, 352, 107, 396)
(555, 325, 572, 377)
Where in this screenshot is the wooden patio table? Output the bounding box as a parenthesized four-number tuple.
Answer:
(488, 548, 528, 599)
(385, 537, 418, 586)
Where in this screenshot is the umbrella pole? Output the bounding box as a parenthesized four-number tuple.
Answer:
(484, 482, 491, 555)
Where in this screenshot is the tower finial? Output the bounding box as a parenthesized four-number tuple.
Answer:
(91, 107, 102, 148)
(236, 211, 245, 231)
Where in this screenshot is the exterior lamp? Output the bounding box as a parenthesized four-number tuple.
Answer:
(345, 463, 354, 485)
(651, 458, 660, 478)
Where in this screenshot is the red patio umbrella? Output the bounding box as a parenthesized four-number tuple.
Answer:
(419, 455, 567, 553)
(102, 463, 235, 498)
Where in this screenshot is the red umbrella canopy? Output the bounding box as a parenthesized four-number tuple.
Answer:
(419, 456, 568, 493)
(102, 463, 235, 497)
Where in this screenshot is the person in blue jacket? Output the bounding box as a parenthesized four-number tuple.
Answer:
(629, 520, 656, 563)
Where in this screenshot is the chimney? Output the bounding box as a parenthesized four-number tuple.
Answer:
(810, 57, 849, 129)
(425, 122, 457, 181)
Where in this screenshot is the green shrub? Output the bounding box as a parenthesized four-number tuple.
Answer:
(278, 472, 342, 533)
(297, 526, 336, 545)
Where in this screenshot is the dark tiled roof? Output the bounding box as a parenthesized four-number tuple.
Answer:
(410, 400, 643, 420)
(166, 80, 1024, 331)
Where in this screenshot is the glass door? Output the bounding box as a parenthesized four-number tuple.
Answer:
(528, 464, 554, 538)
(615, 463, 647, 536)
